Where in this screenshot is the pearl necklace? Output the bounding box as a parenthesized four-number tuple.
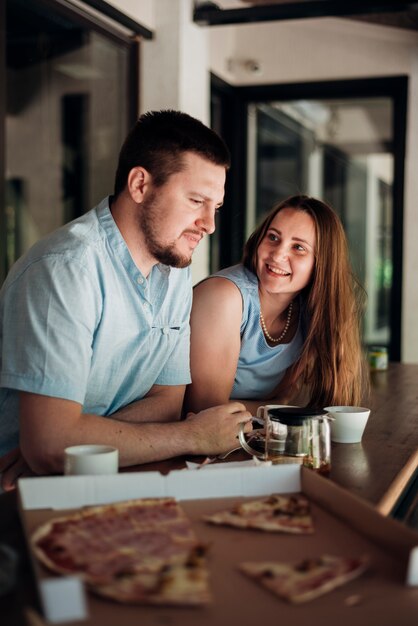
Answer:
(260, 301, 293, 343)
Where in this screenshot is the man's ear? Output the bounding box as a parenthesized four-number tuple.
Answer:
(127, 167, 151, 203)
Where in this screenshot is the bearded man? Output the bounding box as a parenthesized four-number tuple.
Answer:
(0, 110, 251, 488)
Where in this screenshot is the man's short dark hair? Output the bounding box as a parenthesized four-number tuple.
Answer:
(114, 110, 231, 197)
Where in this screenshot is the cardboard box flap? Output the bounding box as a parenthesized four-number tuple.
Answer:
(406, 547, 418, 585)
(39, 577, 87, 624)
(18, 464, 301, 510)
(301, 467, 418, 584)
(19, 472, 167, 510)
(166, 463, 301, 499)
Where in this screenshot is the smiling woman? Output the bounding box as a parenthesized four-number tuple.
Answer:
(184, 194, 368, 415)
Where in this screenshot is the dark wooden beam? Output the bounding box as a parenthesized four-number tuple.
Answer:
(83, 0, 153, 38)
(194, 1, 418, 27)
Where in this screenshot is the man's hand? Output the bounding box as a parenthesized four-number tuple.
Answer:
(0, 446, 35, 491)
(183, 402, 252, 456)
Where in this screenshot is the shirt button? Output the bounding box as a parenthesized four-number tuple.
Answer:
(137, 276, 144, 285)
(143, 302, 149, 309)
(162, 327, 169, 335)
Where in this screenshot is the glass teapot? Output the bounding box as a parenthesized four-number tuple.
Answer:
(238, 407, 331, 474)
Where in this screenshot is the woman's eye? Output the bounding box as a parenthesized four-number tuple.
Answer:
(294, 244, 306, 252)
(268, 233, 278, 242)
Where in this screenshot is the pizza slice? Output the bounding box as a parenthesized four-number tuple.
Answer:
(93, 544, 211, 606)
(31, 497, 211, 606)
(240, 555, 369, 603)
(204, 494, 314, 534)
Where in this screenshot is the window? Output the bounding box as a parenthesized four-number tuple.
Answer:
(1, 0, 139, 282)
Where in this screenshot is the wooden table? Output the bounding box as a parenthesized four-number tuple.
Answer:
(133, 363, 418, 516)
(330, 363, 418, 514)
(1, 362, 418, 625)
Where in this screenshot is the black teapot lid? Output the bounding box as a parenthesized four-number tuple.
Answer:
(268, 407, 326, 426)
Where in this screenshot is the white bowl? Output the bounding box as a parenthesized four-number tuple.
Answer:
(324, 406, 370, 443)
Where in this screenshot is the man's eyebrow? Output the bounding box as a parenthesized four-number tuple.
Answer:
(191, 192, 224, 208)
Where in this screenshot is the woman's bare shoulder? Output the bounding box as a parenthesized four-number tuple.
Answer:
(193, 276, 243, 305)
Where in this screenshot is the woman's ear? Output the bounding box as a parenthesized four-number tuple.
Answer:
(127, 167, 151, 203)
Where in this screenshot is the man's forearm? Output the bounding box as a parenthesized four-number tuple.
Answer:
(19, 393, 251, 477)
(21, 413, 197, 475)
(111, 385, 185, 424)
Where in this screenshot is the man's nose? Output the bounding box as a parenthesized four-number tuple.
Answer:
(196, 207, 216, 235)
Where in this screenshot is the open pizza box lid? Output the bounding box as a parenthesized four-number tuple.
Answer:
(18, 463, 418, 625)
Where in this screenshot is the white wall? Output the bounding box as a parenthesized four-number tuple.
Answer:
(110, 2, 418, 361)
(127, 0, 211, 285)
(210, 18, 418, 84)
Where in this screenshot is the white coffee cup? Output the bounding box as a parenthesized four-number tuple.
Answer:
(64, 445, 119, 475)
(324, 406, 371, 443)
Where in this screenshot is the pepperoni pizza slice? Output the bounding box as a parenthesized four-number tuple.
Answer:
(31, 497, 210, 606)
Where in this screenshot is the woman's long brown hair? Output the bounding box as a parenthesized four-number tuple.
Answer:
(242, 195, 368, 407)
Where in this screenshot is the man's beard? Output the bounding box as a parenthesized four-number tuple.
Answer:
(139, 191, 192, 269)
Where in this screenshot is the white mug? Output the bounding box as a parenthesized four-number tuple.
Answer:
(64, 445, 119, 475)
(324, 406, 371, 443)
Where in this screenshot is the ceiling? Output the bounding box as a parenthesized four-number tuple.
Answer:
(194, 1, 418, 31)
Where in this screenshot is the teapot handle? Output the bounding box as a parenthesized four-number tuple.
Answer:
(238, 422, 265, 458)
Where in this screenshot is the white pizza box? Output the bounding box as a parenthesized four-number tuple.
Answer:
(18, 464, 418, 626)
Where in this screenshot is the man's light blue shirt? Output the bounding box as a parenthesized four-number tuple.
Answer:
(0, 197, 192, 455)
